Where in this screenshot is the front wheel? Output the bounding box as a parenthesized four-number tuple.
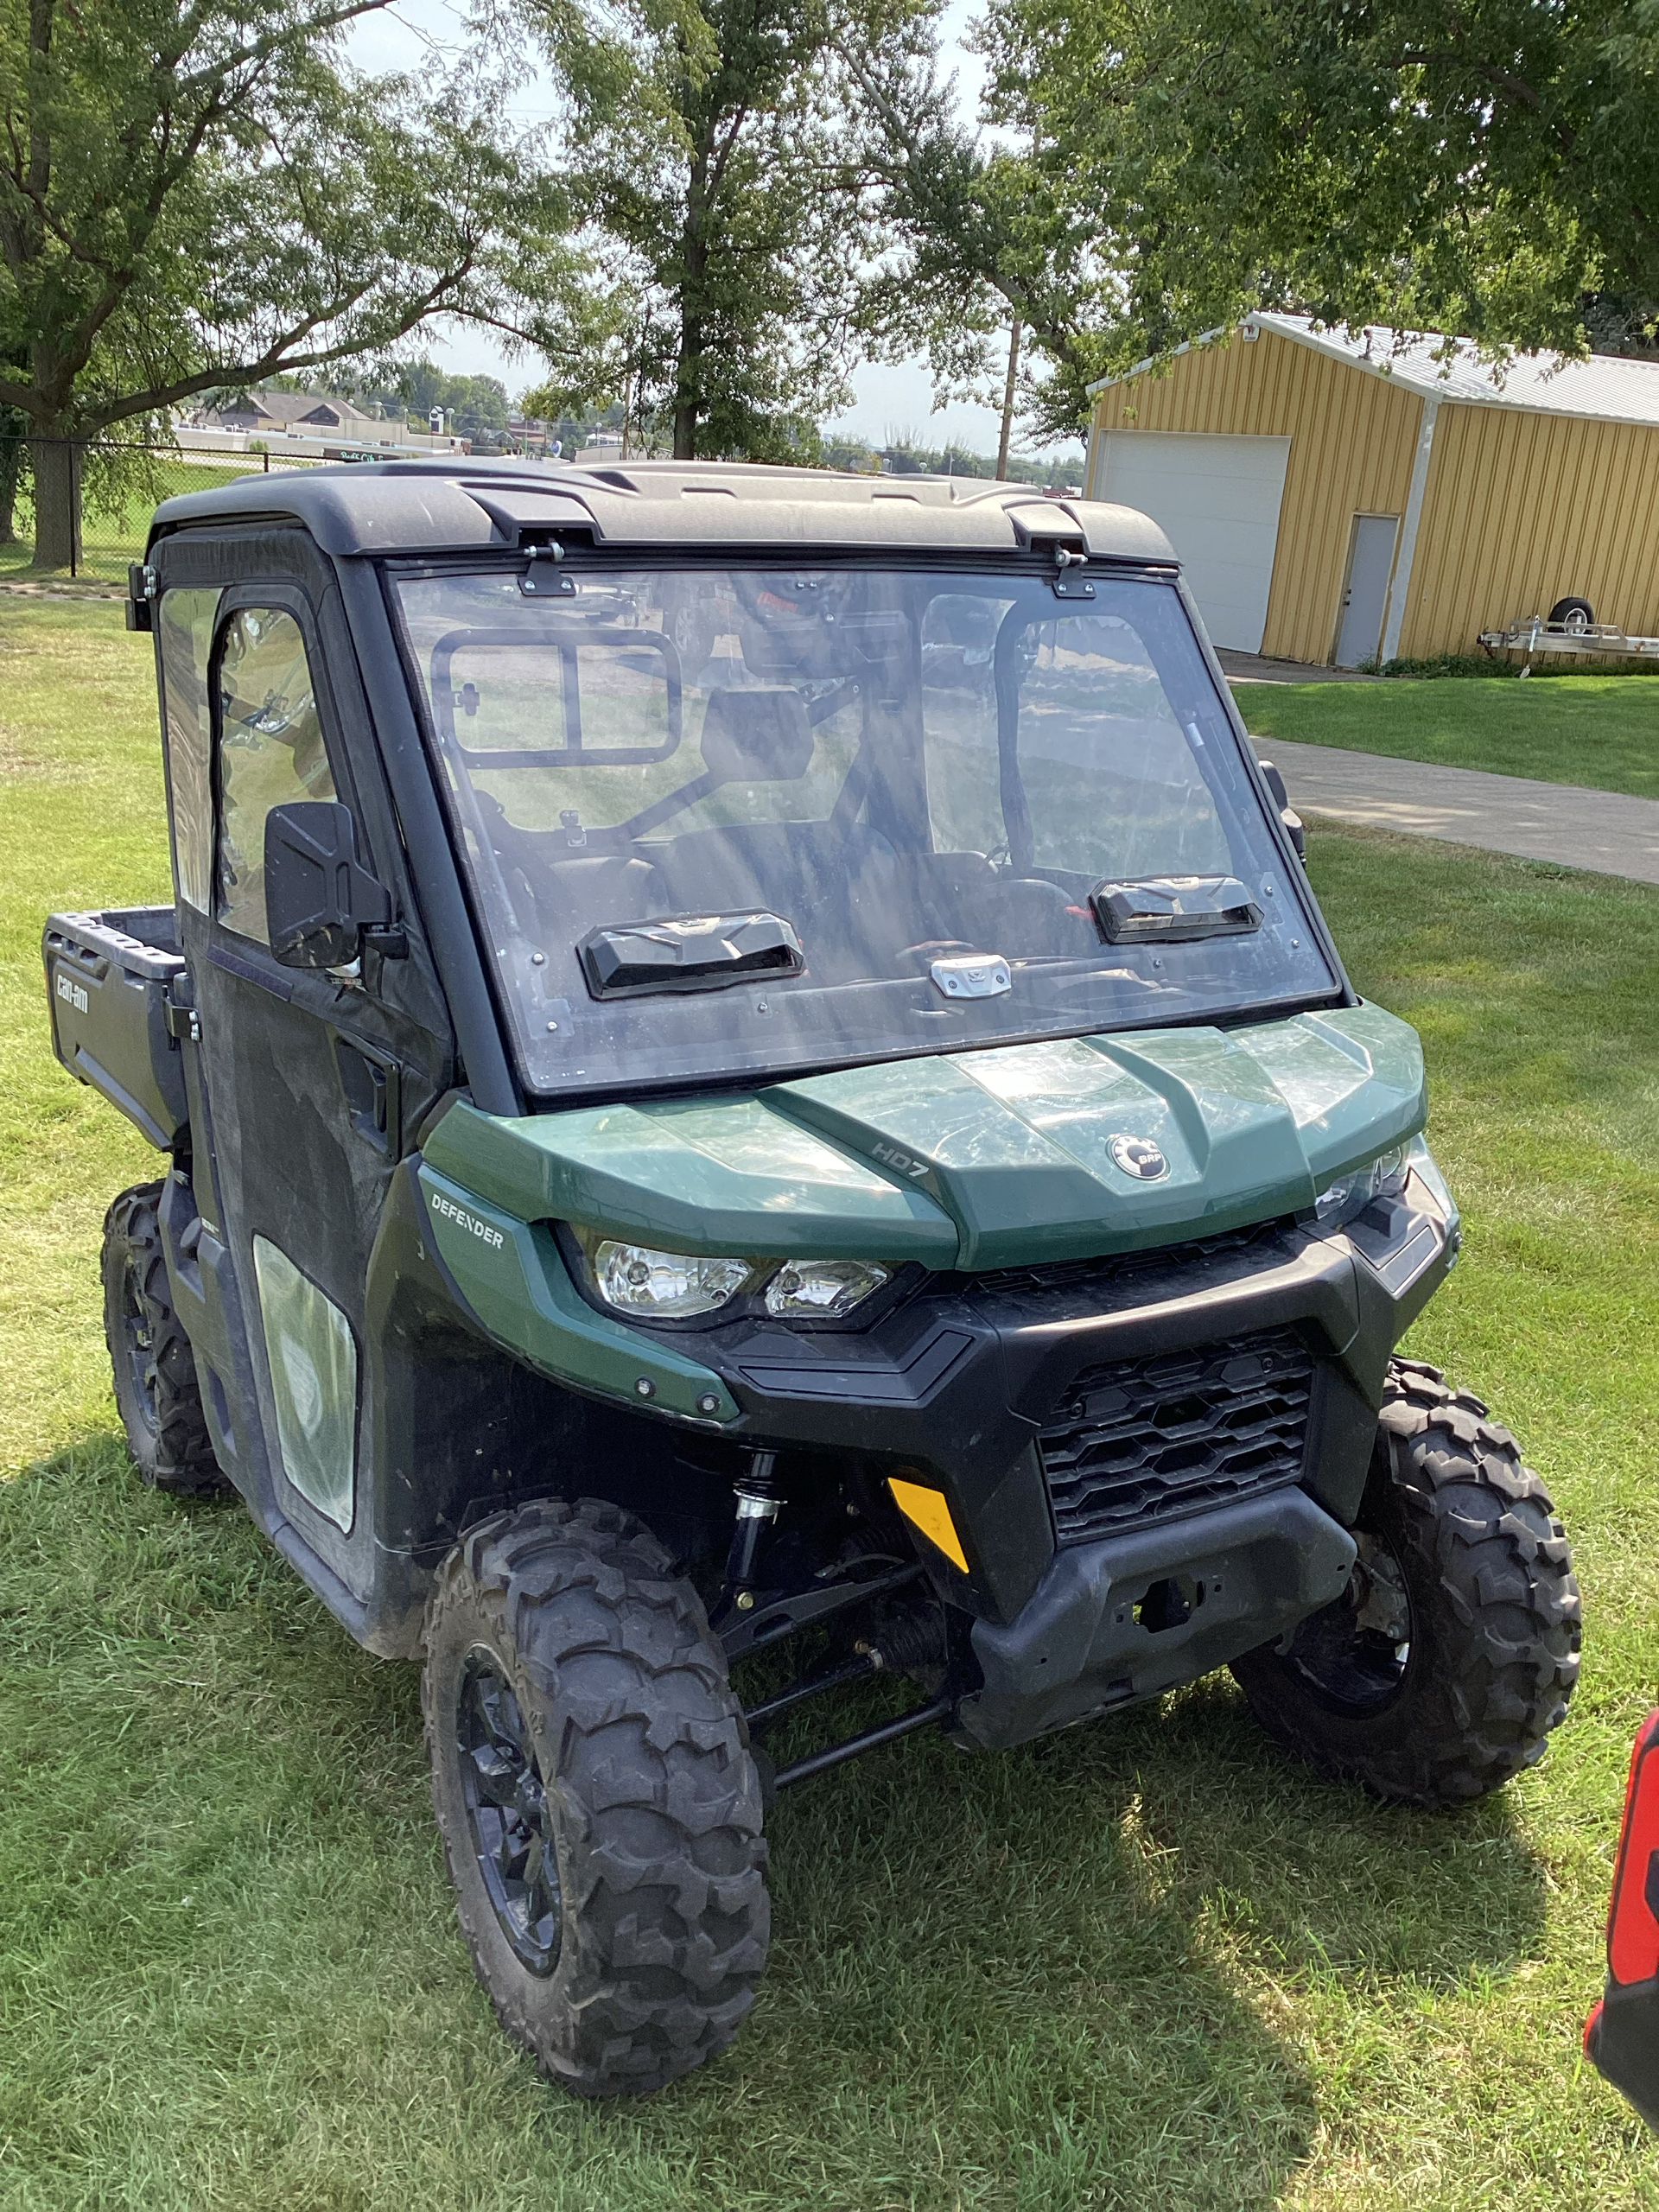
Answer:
(423, 1497, 770, 2096)
(1231, 1359, 1581, 1807)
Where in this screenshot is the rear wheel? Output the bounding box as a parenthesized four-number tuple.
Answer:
(423, 1497, 770, 2096)
(101, 1180, 225, 1496)
(1230, 1359, 1580, 1807)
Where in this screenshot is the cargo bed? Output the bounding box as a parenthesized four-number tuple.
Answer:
(42, 907, 191, 1149)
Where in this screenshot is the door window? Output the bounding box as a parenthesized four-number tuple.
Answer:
(214, 607, 338, 943)
(156, 588, 223, 911)
(252, 1235, 358, 1531)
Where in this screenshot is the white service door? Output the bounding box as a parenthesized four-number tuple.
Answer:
(1093, 430, 1292, 653)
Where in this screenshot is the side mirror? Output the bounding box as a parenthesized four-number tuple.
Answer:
(1256, 758, 1307, 863)
(264, 801, 395, 969)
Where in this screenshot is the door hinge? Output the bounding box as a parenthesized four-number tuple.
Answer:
(164, 975, 200, 1043)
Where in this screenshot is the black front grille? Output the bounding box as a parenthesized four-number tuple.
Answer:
(1039, 1327, 1313, 1544)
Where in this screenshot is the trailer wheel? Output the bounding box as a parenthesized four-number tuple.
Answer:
(101, 1181, 226, 1496)
(423, 1497, 770, 2097)
(1548, 594, 1595, 632)
(1230, 1360, 1580, 1808)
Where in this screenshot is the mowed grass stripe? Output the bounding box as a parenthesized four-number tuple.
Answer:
(2, 600, 1657, 2208)
(1239, 672, 1659, 803)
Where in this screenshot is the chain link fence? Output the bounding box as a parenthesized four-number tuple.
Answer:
(0, 437, 327, 584)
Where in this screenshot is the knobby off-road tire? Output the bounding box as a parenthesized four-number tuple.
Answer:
(101, 1181, 226, 1497)
(423, 1497, 770, 2096)
(1231, 1358, 1581, 1807)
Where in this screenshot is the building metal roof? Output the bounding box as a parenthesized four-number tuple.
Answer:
(202, 390, 386, 433)
(149, 456, 1178, 564)
(1090, 312, 1659, 431)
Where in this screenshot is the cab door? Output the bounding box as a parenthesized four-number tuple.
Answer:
(151, 540, 450, 1601)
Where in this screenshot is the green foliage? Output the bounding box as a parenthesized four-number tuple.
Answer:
(0, 0, 574, 437)
(521, 0, 937, 459)
(873, 0, 1659, 438)
(361, 362, 512, 439)
(875, 430, 1084, 482)
(5, 601, 1659, 2201)
(0, 0, 588, 561)
(1366, 652, 1659, 681)
(1237, 672, 1659, 800)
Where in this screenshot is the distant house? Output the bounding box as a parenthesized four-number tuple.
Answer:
(200, 391, 390, 441)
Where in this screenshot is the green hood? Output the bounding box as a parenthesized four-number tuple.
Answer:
(423, 1002, 1426, 1271)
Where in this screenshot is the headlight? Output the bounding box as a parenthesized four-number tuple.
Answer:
(1313, 1135, 1458, 1234)
(575, 1236, 894, 1324)
(588, 1239, 754, 1318)
(765, 1258, 891, 1318)
(1403, 1135, 1459, 1238)
(1314, 1142, 1409, 1228)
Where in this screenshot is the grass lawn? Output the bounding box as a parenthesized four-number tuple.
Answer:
(4, 599, 1659, 2209)
(1237, 673, 1659, 802)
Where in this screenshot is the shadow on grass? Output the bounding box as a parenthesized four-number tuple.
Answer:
(0, 1436, 1553, 2212)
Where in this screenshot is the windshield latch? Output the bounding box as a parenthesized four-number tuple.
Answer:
(520, 543, 575, 598)
(1052, 546, 1094, 600)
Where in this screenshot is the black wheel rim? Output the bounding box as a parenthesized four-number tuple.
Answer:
(1282, 1530, 1413, 1716)
(119, 1255, 161, 1443)
(454, 1649, 563, 1976)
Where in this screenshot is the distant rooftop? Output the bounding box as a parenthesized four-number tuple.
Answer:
(1092, 312, 1659, 430)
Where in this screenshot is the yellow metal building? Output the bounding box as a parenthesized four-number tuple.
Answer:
(1084, 314, 1659, 665)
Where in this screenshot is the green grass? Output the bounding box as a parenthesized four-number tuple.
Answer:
(5, 599, 1659, 2207)
(1238, 673, 1659, 801)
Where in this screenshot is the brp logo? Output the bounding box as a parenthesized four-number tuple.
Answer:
(1109, 1134, 1170, 1182)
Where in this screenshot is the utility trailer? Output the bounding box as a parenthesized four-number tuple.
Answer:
(1478, 610, 1659, 665)
(42, 457, 1582, 2096)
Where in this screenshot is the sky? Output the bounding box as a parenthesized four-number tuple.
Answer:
(344, 0, 1047, 458)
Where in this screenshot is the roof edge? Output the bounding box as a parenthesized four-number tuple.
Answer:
(1090, 313, 1659, 429)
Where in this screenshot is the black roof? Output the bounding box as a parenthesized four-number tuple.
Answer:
(149, 455, 1177, 565)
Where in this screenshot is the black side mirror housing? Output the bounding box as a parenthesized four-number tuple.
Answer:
(264, 801, 397, 969)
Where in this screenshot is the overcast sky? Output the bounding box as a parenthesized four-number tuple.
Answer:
(345, 0, 1054, 457)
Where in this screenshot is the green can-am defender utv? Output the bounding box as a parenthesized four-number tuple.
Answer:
(44, 460, 1581, 2095)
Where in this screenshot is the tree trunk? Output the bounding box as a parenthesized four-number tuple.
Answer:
(0, 423, 24, 543)
(672, 311, 702, 459)
(996, 320, 1022, 480)
(30, 434, 83, 571)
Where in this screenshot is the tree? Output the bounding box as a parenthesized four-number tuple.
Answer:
(0, 0, 576, 565)
(525, 0, 937, 460)
(868, 0, 1659, 444)
(853, 46, 1120, 444)
(994, 0, 1659, 374)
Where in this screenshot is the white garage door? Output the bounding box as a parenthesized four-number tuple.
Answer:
(1093, 431, 1292, 653)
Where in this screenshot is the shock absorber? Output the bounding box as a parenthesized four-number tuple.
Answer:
(723, 1450, 781, 1611)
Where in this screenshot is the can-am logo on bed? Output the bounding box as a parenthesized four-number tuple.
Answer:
(55, 970, 89, 1015)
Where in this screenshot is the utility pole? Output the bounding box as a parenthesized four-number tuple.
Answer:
(996, 319, 1022, 480)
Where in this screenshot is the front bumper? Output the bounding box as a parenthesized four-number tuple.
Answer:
(692, 1171, 1454, 1630)
(956, 1485, 1357, 1750)
(423, 1156, 1454, 1736)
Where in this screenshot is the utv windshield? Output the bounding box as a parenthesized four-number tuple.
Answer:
(393, 563, 1339, 1096)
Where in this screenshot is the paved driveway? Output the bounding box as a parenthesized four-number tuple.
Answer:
(1249, 736, 1659, 887)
